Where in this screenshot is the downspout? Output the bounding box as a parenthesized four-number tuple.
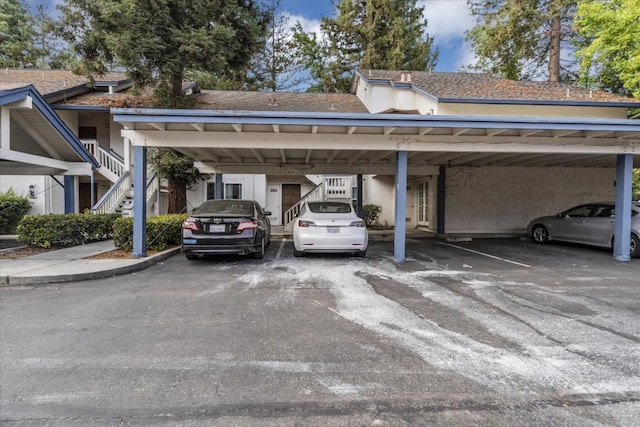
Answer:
(90, 167, 95, 213)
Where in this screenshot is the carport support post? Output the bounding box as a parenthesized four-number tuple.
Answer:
(357, 174, 363, 218)
(215, 173, 223, 199)
(394, 151, 408, 262)
(64, 176, 74, 214)
(613, 154, 633, 262)
(132, 145, 147, 258)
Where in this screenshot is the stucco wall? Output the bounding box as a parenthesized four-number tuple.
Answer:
(444, 166, 616, 234)
(363, 175, 418, 228)
(437, 103, 628, 119)
(0, 175, 65, 215)
(187, 174, 267, 211)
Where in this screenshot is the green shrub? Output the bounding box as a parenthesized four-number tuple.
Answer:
(113, 214, 187, 251)
(362, 204, 381, 227)
(17, 213, 120, 248)
(0, 189, 32, 234)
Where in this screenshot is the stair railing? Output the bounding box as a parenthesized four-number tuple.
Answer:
(81, 139, 126, 183)
(283, 182, 324, 230)
(92, 172, 131, 215)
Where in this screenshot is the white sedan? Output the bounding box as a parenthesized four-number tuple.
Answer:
(293, 201, 368, 257)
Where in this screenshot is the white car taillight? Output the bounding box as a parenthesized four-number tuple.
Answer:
(298, 220, 315, 227)
(182, 218, 199, 231)
(350, 220, 365, 227)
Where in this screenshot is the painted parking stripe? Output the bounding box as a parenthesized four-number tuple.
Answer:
(275, 239, 286, 260)
(438, 242, 531, 268)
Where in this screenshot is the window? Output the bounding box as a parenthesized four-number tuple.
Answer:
(225, 183, 242, 199)
(206, 183, 216, 200)
(78, 126, 97, 139)
(564, 205, 596, 217)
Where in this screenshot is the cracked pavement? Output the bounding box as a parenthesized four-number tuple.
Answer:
(1, 238, 639, 426)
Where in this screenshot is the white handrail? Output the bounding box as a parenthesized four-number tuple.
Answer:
(81, 139, 126, 183)
(92, 172, 131, 215)
(96, 145, 125, 178)
(283, 183, 324, 230)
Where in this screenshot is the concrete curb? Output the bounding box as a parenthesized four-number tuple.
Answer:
(4, 247, 181, 286)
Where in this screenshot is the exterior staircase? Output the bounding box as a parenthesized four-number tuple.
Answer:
(82, 139, 159, 216)
(283, 175, 353, 231)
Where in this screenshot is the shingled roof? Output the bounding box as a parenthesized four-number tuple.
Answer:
(359, 69, 640, 105)
(193, 91, 368, 113)
(0, 69, 129, 100)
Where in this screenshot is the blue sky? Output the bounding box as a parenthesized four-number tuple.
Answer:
(28, 0, 475, 73)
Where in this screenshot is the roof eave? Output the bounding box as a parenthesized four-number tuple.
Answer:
(1, 85, 100, 168)
(111, 107, 640, 132)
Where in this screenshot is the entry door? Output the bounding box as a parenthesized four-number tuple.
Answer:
(417, 180, 429, 227)
(281, 184, 301, 225)
(266, 184, 281, 225)
(79, 183, 97, 213)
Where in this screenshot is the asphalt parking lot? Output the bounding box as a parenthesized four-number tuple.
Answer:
(1, 237, 639, 426)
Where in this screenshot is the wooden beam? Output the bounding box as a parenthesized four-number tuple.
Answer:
(220, 148, 242, 163)
(190, 123, 204, 132)
(251, 148, 265, 163)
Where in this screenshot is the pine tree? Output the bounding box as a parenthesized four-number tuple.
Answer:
(0, 0, 42, 67)
(293, 0, 438, 93)
(466, 0, 577, 82)
(57, 0, 269, 107)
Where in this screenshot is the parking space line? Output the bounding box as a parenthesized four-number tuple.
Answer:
(439, 242, 531, 268)
(275, 239, 286, 260)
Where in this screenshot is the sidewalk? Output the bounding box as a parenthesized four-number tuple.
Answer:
(0, 240, 179, 286)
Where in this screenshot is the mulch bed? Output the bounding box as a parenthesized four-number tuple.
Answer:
(0, 246, 174, 260)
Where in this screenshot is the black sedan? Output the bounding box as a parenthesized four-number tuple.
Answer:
(181, 199, 271, 260)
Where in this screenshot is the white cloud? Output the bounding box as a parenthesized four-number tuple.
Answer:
(420, 0, 475, 43)
(418, 1, 477, 72)
(289, 14, 321, 37)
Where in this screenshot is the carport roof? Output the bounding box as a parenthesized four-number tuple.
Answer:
(113, 108, 640, 172)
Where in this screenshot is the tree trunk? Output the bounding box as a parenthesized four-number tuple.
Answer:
(548, 15, 561, 82)
(167, 179, 187, 214)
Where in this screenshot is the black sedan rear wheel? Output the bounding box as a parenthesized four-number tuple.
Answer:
(531, 225, 549, 243)
(185, 253, 199, 261)
(252, 237, 265, 259)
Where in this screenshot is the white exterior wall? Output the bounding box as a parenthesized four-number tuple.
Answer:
(56, 110, 78, 134)
(355, 81, 438, 114)
(0, 175, 65, 215)
(187, 174, 268, 211)
(109, 117, 125, 158)
(444, 166, 616, 234)
(363, 175, 426, 229)
(437, 103, 628, 119)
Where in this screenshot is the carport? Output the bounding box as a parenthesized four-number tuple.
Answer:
(0, 85, 99, 212)
(112, 109, 640, 262)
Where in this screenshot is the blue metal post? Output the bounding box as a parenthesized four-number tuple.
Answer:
(394, 151, 408, 262)
(132, 145, 147, 258)
(64, 175, 74, 213)
(215, 173, 223, 199)
(357, 174, 363, 218)
(613, 154, 633, 262)
(437, 166, 446, 234)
